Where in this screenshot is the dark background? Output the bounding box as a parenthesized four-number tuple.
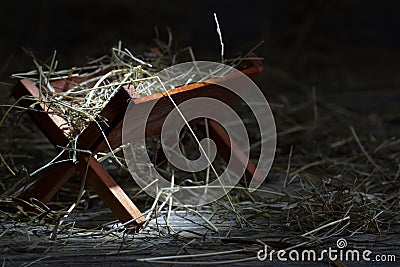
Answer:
(1, 0, 400, 108)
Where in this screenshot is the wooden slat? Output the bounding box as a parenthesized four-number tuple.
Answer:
(21, 161, 76, 203)
(75, 154, 145, 225)
(207, 120, 264, 185)
(12, 79, 70, 147)
(77, 88, 130, 151)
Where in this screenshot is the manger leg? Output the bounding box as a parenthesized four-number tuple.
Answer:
(75, 154, 146, 226)
(207, 120, 264, 186)
(21, 161, 76, 203)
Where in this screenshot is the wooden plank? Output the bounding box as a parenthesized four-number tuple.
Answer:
(77, 88, 130, 151)
(21, 161, 76, 203)
(94, 82, 239, 152)
(207, 120, 263, 185)
(75, 154, 145, 225)
(12, 79, 70, 147)
(94, 60, 263, 151)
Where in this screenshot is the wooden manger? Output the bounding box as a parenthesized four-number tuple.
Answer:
(11, 56, 264, 228)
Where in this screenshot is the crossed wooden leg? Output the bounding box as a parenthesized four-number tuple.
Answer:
(197, 119, 263, 186)
(13, 79, 145, 226)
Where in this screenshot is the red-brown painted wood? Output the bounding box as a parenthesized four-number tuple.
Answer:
(11, 55, 264, 227)
(75, 154, 146, 225)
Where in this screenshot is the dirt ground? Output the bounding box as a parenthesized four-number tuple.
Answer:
(1, 1, 399, 266)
